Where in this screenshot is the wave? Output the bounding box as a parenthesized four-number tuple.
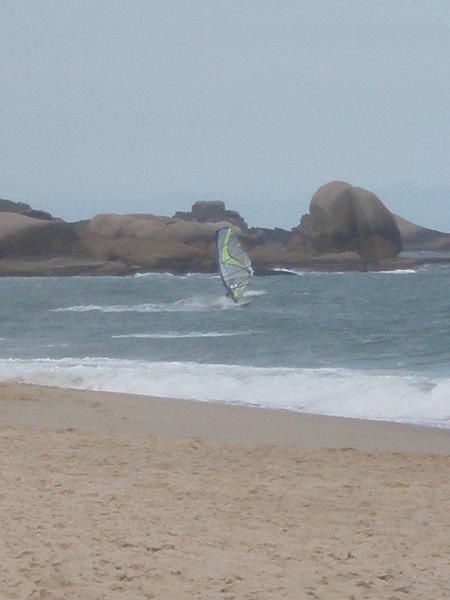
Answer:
(272, 268, 347, 276)
(52, 304, 164, 313)
(111, 331, 255, 339)
(244, 290, 266, 297)
(133, 272, 219, 279)
(272, 268, 418, 276)
(133, 271, 176, 278)
(272, 268, 306, 276)
(51, 295, 246, 313)
(371, 269, 417, 275)
(0, 358, 448, 428)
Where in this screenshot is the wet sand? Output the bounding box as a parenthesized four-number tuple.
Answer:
(1, 382, 449, 599)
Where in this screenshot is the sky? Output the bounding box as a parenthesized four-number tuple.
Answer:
(1, 1, 449, 231)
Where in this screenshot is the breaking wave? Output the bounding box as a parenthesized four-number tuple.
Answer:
(51, 295, 248, 313)
(0, 358, 449, 428)
(133, 272, 177, 278)
(272, 268, 418, 276)
(111, 331, 255, 339)
(133, 272, 219, 279)
(372, 269, 417, 275)
(244, 290, 266, 297)
(272, 268, 347, 276)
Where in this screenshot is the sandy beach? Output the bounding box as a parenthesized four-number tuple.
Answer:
(1, 383, 449, 599)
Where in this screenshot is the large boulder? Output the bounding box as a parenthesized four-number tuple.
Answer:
(299, 181, 402, 263)
(0, 212, 78, 257)
(79, 213, 242, 272)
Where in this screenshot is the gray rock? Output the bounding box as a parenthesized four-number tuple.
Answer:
(0, 213, 78, 257)
(174, 200, 248, 230)
(395, 215, 450, 250)
(299, 181, 402, 263)
(0, 198, 32, 213)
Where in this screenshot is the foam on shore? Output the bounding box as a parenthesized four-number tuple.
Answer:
(1, 358, 448, 429)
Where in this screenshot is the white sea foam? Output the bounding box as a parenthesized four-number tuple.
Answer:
(371, 269, 417, 275)
(0, 358, 448, 428)
(133, 271, 177, 278)
(272, 268, 347, 276)
(244, 290, 266, 297)
(132, 272, 218, 279)
(51, 295, 245, 313)
(46, 343, 69, 348)
(52, 303, 163, 313)
(272, 268, 306, 275)
(112, 331, 255, 339)
(272, 267, 418, 276)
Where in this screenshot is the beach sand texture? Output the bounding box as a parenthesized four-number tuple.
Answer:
(1, 383, 449, 599)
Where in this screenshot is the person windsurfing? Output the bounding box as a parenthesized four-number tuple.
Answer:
(215, 227, 253, 303)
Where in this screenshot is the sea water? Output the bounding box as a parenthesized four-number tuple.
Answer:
(1, 266, 449, 428)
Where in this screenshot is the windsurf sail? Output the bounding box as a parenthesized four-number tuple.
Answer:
(215, 227, 253, 302)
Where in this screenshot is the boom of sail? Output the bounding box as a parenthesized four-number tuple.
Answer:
(215, 227, 253, 302)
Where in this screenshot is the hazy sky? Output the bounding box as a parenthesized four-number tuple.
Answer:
(1, 1, 449, 230)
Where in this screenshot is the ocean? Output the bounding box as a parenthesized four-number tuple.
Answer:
(1, 265, 449, 428)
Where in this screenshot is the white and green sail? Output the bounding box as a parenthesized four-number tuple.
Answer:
(215, 227, 253, 302)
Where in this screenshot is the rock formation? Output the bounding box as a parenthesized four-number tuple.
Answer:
(78, 213, 233, 272)
(0, 198, 32, 214)
(0, 198, 54, 220)
(174, 201, 248, 230)
(0, 191, 448, 276)
(395, 215, 450, 251)
(0, 213, 78, 258)
(298, 181, 402, 265)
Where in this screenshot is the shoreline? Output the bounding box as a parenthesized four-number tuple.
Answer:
(1, 382, 449, 454)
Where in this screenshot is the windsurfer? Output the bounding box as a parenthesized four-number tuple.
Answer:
(215, 227, 253, 303)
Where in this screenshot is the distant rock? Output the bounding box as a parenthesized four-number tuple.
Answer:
(0, 198, 55, 220)
(0, 213, 78, 257)
(0, 256, 130, 277)
(1, 192, 448, 277)
(395, 215, 450, 251)
(247, 227, 291, 246)
(0, 198, 32, 214)
(0, 199, 57, 221)
(78, 211, 312, 273)
(298, 181, 402, 264)
(78, 213, 233, 272)
(22, 209, 54, 221)
(174, 200, 248, 230)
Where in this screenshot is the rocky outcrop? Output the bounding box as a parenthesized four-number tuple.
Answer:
(78, 213, 235, 272)
(0, 198, 32, 214)
(0, 256, 130, 277)
(0, 213, 78, 258)
(174, 201, 248, 230)
(74, 211, 309, 273)
(246, 227, 291, 246)
(395, 215, 450, 251)
(298, 181, 402, 264)
(242, 226, 307, 271)
(0, 198, 55, 220)
(1, 192, 448, 277)
(22, 209, 54, 221)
